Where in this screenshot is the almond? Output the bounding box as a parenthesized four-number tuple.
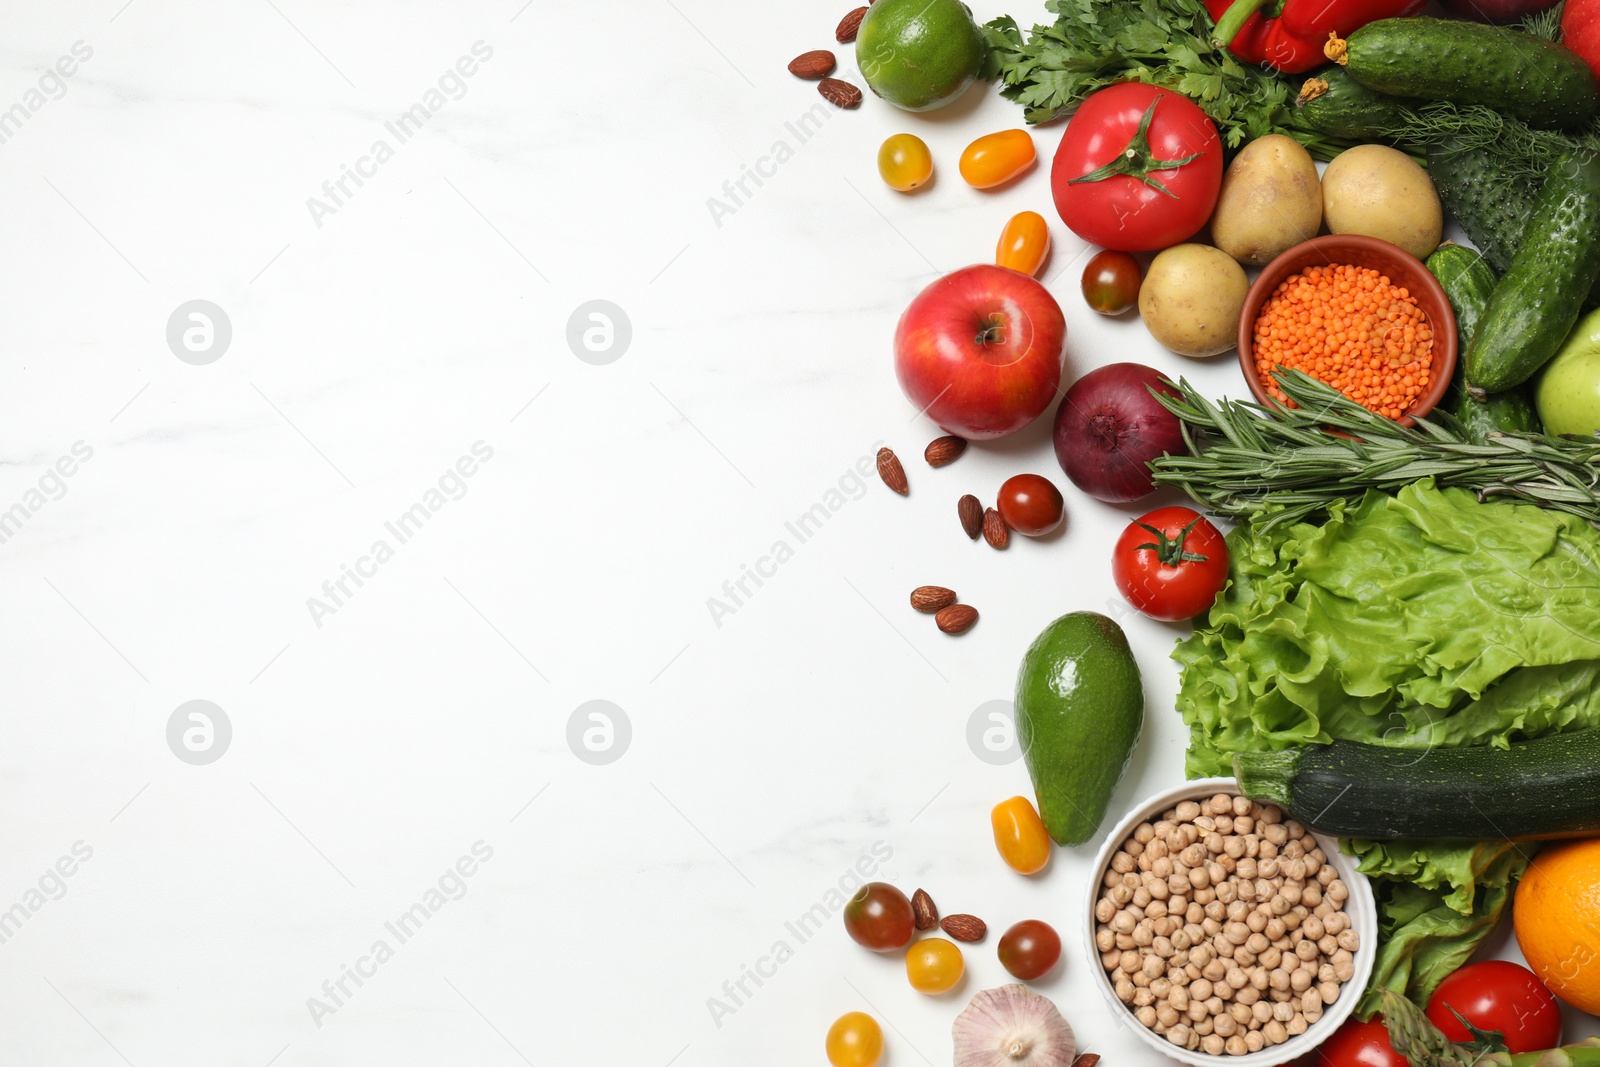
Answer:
(1071, 1056, 1100, 1067)
(787, 49, 836, 79)
(935, 604, 978, 635)
(910, 586, 957, 613)
(958, 494, 983, 540)
(940, 913, 986, 941)
(923, 434, 967, 467)
(876, 446, 908, 494)
(911, 888, 938, 930)
(818, 78, 863, 109)
(983, 507, 1010, 549)
(835, 6, 867, 42)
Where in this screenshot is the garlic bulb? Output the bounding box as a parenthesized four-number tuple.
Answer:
(952, 984, 1077, 1067)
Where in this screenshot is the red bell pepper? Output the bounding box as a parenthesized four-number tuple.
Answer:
(1205, 0, 1427, 72)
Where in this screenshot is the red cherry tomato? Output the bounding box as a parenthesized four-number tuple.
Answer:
(1425, 960, 1562, 1053)
(997, 474, 1064, 536)
(1051, 83, 1222, 252)
(1081, 250, 1142, 316)
(998, 920, 1061, 980)
(1315, 1018, 1409, 1067)
(1111, 506, 1229, 622)
(842, 882, 915, 951)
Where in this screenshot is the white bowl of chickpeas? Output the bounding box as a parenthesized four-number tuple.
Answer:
(1085, 777, 1376, 1065)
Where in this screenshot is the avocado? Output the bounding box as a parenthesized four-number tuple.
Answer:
(1015, 611, 1144, 846)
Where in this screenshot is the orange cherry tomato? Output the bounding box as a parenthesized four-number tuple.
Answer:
(878, 133, 933, 192)
(991, 795, 1051, 875)
(960, 130, 1036, 189)
(996, 211, 1052, 276)
(905, 938, 965, 994)
(825, 1012, 884, 1067)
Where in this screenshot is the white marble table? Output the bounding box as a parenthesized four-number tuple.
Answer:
(1, 1, 1590, 1064)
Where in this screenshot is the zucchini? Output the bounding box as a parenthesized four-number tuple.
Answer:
(1465, 149, 1600, 394)
(1332, 17, 1600, 130)
(1234, 730, 1600, 839)
(1295, 68, 1415, 142)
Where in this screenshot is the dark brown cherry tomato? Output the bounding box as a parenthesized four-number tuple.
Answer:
(996, 474, 1065, 536)
(998, 919, 1061, 980)
(843, 882, 915, 952)
(1082, 250, 1142, 316)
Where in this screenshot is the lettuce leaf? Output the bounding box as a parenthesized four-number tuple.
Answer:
(1174, 482, 1600, 1015)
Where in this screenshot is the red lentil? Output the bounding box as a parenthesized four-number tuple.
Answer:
(1252, 263, 1433, 420)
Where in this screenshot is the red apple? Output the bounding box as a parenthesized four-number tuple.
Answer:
(1564, 0, 1600, 79)
(893, 264, 1066, 439)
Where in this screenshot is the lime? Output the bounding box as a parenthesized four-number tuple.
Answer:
(855, 0, 987, 113)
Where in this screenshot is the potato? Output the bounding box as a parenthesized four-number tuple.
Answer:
(1138, 244, 1250, 358)
(1211, 134, 1322, 266)
(1321, 144, 1443, 260)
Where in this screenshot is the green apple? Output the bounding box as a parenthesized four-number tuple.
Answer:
(1536, 307, 1600, 436)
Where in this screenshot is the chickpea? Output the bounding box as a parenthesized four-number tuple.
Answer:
(1202, 1033, 1225, 1056)
(1111, 883, 1133, 906)
(1325, 912, 1349, 936)
(1154, 936, 1175, 959)
(1230, 1000, 1253, 1024)
(1239, 982, 1263, 1003)
(1264, 823, 1289, 846)
(1318, 864, 1336, 887)
(1318, 963, 1337, 985)
(1247, 910, 1269, 934)
(1176, 801, 1201, 821)
(1097, 928, 1116, 952)
(1102, 950, 1121, 970)
(1245, 1030, 1265, 1053)
(1191, 978, 1214, 1001)
(1203, 959, 1228, 983)
(1156, 1003, 1181, 1026)
(1215, 938, 1236, 960)
(1258, 858, 1280, 880)
(1186, 903, 1205, 925)
(1259, 947, 1282, 971)
(1264, 1019, 1289, 1046)
(1216, 879, 1238, 905)
(1194, 886, 1217, 906)
(1119, 950, 1141, 973)
(1133, 886, 1153, 907)
(1186, 1000, 1208, 1022)
(1205, 996, 1225, 1016)
(1290, 968, 1314, 993)
(1155, 916, 1179, 938)
(1112, 851, 1134, 874)
(1287, 1013, 1309, 1036)
(1195, 815, 1217, 833)
(1225, 921, 1250, 945)
(1134, 987, 1155, 1007)
(1235, 947, 1258, 968)
(1294, 939, 1319, 962)
(1202, 918, 1223, 938)
(1133, 970, 1152, 989)
(1115, 978, 1135, 1003)
(1238, 878, 1257, 902)
(1149, 839, 1170, 861)
(1319, 980, 1341, 1006)
(1166, 1023, 1192, 1048)
(1233, 796, 1253, 817)
(1282, 883, 1303, 906)
(1273, 1000, 1295, 1023)
(1185, 963, 1202, 982)
(1303, 883, 1323, 907)
(1252, 1000, 1273, 1024)
(1191, 943, 1215, 967)
(1115, 934, 1136, 950)
(1152, 856, 1174, 879)
(1170, 986, 1189, 1012)
(1143, 955, 1165, 980)
(1338, 928, 1361, 952)
(1260, 841, 1279, 860)
(1245, 932, 1270, 955)
(1207, 861, 1229, 886)
(1333, 957, 1356, 983)
(1137, 1005, 1158, 1028)
(1112, 911, 1136, 935)
(1195, 1015, 1214, 1037)
(1188, 866, 1211, 890)
(1149, 879, 1171, 902)
(1213, 1011, 1238, 1038)
(1316, 934, 1338, 956)
(1234, 816, 1255, 835)
(1226, 1035, 1249, 1056)
(1182, 824, 1200, 845)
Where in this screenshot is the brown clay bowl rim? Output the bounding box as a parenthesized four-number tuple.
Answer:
(1235, 234, 1459, 429)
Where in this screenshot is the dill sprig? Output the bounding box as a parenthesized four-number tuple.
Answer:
(1149, 370, 1600, 531)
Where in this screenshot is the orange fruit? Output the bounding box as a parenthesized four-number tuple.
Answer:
(1514, 837, 1600, 1013)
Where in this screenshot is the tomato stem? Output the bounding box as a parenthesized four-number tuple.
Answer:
(1065, 96, 1203, 199)
(1133, 516, 1209, 565)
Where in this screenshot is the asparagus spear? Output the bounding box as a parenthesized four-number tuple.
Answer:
(1379, 990, 1600, 1067)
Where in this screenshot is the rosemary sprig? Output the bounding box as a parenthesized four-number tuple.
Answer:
(1149, 370, 1600, 531)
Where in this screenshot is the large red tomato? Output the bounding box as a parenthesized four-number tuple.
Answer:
(1051, 83, 1223, 252)
(1425, 961, 1562, 1053)
(893, 264, 1066, 439)
(1111, 507, 1229, 622)
(1314, 1018, 1408, 1067)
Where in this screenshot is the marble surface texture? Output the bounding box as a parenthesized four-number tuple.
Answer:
(2, 1, 1591, 1064)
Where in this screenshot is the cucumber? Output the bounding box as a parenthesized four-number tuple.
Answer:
(1425, 243, 1495, 345)
(1466, 149, 1600, 394)
(1426, 244, 1543, 438)
(1295, 67, 1415, 142)
(1334, 17, 1600, 130)
(1234, 730, 1600, 839)
(1427, 146, 1527, 274)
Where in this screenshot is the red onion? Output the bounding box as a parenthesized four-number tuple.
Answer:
(1052, 362, 1185, 503)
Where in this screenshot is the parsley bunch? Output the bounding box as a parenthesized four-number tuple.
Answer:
(982, 0, 1352, 159)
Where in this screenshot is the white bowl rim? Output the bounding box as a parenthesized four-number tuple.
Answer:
(1083, 776, 1378, 1067)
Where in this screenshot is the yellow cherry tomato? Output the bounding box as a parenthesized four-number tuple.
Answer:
(826, 1011, 884, 1067)
(905, 937, 965, 994)
(991, 795, 1052, 875)
(959, 129, 1036, 189)
(877, 133, 933, 192)
(996, 210, 1052, 276)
